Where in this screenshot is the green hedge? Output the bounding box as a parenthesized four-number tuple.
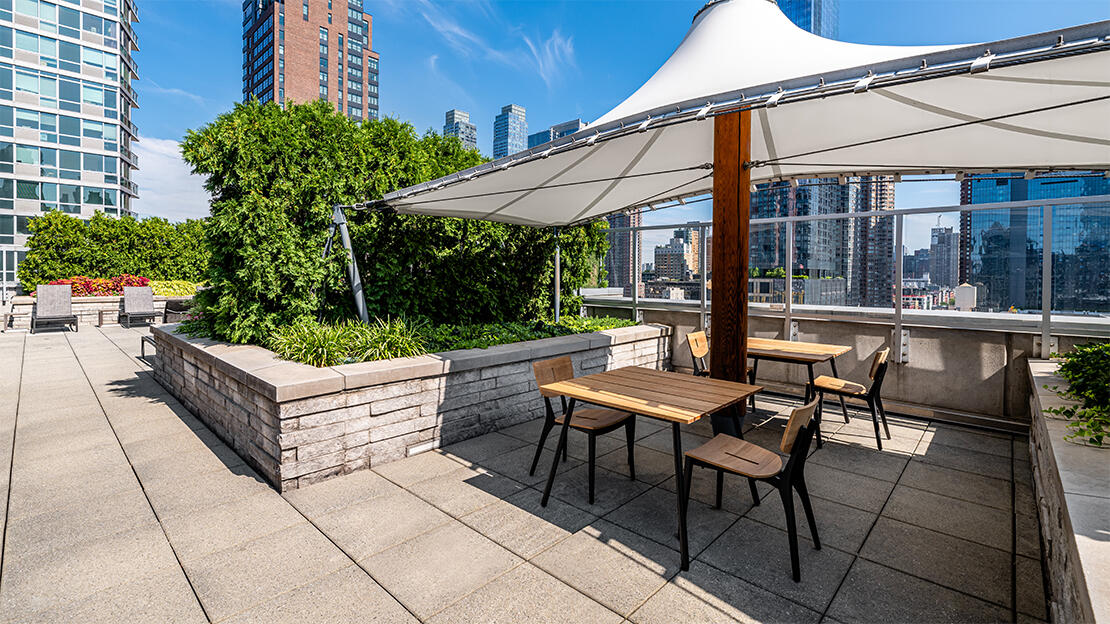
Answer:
(17, 211, 208, 291)
(180, 100, 608, 345)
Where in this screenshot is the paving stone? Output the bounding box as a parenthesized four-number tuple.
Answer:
(362, 521, 523, 620)
(441, 431, 529, 465)
(898, 460, 1012, 511)
(313, 489, 453, 561)
(1016, 507, 1042, 560)
(1017, 555, 1048, 621)
(428, 563, 621, 624)
(545, 462, 652, 515)
(697, 518, 854, 612)
(4, 486, 158, 558)
(921, 424, 1013, 458)
(597, 444, 676, 485)
(6, 460, 143, 521)
(221, 565, 417, 624)
(802, 462, 895, 513)
(829, 421, 922, 455)
(746, 488, 877, 553)
(808, 442, 908, 482)
(407, 465, 526, 517)
(882, 485, 1011, 552)
(540, 425, 631, 462)
(825, 558, 1009, 624)
(860, 517, 1010, 607)
(605, 486, 738, 556)
(373, 450, 467, 487)
(460, 487, 597, 559)
(912, 439, 1011, 481)
(637, 427, 712, 456)
(467, 442, 583, 487)
(184, 522, 351, 621)
(282, 468, 402, 517)
(23, 566, 207, 624)
(140, 464, 274, 520)
(160, 492, 307, 562)
(629, 560, 822, 624)
(0, 525, 181, 621)
(657, 467, 772, 515)
(532, 519, 681, 617)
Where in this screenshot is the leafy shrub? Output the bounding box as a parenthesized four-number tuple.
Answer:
(1045, 342, 1110, 447)
(17, 211, 208, 291)
(150, 280, 204, 297)
(265, 315, 636, 367)
(39, 274, 150, 297)
(180, 100, 608, 345)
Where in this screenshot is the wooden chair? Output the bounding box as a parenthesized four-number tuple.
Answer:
(529, 356, 636, 505)
(687, 330, 756, 409)
(812, 347, 891, 450)
(680, 399, 822, 582)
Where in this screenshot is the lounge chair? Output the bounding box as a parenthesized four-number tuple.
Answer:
(31, 284, 78, 333)
(119, 286, 158, 328)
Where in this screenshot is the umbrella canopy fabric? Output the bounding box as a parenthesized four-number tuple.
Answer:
(375, 0, 1110, 227)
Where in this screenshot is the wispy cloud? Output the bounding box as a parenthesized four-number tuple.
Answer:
(522, 29, 576, 89)
(131, 136, 211, 221)
(138, 80, 206, 107)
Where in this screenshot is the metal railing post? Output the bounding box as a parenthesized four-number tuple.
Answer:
(699, 225, 708, 330)
(632, 225, 640, 321)
(1041, 204, 1053, 358)
(784, 220, 794, 339)
(894, 214, 904, 363)
(554, 228, 561, 323)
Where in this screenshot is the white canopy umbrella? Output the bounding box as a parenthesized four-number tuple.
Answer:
(371, 0, 1110, 226)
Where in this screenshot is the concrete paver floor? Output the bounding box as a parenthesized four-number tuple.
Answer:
(0, 326, 1049, 623)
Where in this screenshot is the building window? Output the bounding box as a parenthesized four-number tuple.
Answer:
(319, 27, 328, 41)
(302, 2, 308, 20)
(327, 13, 331, 23)
(319, 85, 327, 97)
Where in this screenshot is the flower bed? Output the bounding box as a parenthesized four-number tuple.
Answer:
(40, 274, 149, 297)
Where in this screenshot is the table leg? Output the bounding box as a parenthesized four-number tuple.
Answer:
(829, 358, 850, 423)
(806, 364, 823, 449)
(672, 422, 690, 571)
(541, 398, 576, 507)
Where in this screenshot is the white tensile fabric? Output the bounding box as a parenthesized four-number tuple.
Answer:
(379, 0, 1110, 226)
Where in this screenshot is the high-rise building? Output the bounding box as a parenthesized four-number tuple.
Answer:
(493, 104, 526, 159)
(604, 211, 641, 293)
(672, 224, 702, 275)
(904, 248, 930, 280)
(527, 118, 586, 149)
(929, 225, 959, 288)
(242, 0, 380, 122)
(751, 179, 851, 279)
(443, 109, 476, 151)
(654, 237, 691, 281)
(847, 177, 896, 307)
(778, 0, 839, 39)
(0, 0, 139, 299)
(959, 173, 1110, 312)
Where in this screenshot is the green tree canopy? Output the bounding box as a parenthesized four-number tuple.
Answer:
(181, 100, 607, 344)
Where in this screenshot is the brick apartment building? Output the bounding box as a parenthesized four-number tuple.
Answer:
(242, 0, 379, 121)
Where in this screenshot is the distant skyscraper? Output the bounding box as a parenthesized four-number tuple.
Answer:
(493, 104, 527, 158)
(847, 177, 896, 307)
(242, 0, 380, 121)
(605, 211, 641, 292)
(959, 173, 1110, 312)
(443, 109, 477, 151)
(654, 237, 691, 281)
(929, 226, 959, 288)
(528, 119, 586, 149)
(778, 0, 839, 39)
(672, 224, 702, 275)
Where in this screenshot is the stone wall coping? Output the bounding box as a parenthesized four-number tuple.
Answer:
(153, 322, 672, 403)
(1028, 359, 1108, 623)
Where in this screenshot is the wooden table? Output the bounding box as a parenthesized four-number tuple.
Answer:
(747, 337, 852, 403)
(539, 366, 761, 570)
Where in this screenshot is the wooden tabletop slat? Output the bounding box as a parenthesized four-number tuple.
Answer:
(603, 367, 760, 401)
(608, 366, 763, 395)
(541, 367, 759, 424)
(747, 337, 852, 363)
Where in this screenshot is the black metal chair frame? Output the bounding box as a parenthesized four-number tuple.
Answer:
(680, 403, 822, 582)
(689, 333, 757, 410)
(528, 393, 636, 505)
(816, 350, 892, 450)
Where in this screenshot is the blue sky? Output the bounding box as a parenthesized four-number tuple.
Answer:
(131, 0, 1109, 249)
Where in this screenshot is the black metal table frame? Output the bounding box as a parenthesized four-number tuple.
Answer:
(748, 354, 849, 447)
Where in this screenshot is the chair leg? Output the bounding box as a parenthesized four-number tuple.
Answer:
(748, 478, 760, 506)
(868, 399, 883, 451)
(714, 470, 724, 509)
(814, 393, 824, 449)
(794, 479, 821, 550)
(528, 418, 555, 477)
(779, 484, 801, 583)
(681, 460, 693, 566)
(625, 417, 636, 481)
(562, 438, 568, 462)
(588, 435, 596, 505)
(748, 361, 758, 410)
(876, 397, 891, 440)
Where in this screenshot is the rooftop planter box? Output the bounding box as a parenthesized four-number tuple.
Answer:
(1027, 360, 1108, 624)
(149, 323, 672, 491)
(7, 294, 192, 329)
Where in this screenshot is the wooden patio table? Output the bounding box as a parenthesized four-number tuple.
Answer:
(747, 337, 852, 405)
(538, 366, 761, 570)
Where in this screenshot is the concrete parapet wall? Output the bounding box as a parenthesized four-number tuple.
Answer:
(150, 323, 672, 491)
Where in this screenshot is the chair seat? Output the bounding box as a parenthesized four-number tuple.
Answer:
(555, 407, 631, 431)
(813, 375, 867, 396)
(699, 366, 755, 376)
(685, 433, 783, 479)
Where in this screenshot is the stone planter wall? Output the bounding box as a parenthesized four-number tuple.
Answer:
(1027, 360, 1108, 624)
(150, 323, 672, 491)
(8, 294, 190, 328)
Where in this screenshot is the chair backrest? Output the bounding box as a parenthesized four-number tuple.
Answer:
(781, 398, 820, 480)
(123, 286, 155, 314)
(687, 331, 709, 375)
(780, 398, 819, 454)
(36, 284, 72, 317)
(868, 347, 890, 380)
(533, 355, 574, 397)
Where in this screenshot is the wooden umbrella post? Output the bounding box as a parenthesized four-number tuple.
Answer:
(709, 110, 751, 433)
